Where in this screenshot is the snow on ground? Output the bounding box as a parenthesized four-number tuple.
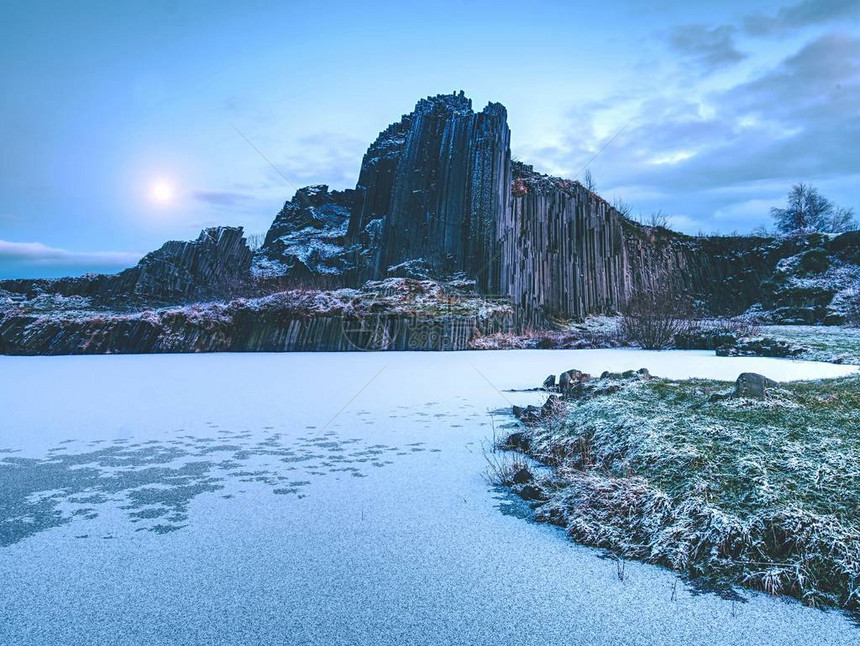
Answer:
(0, 350, 857, 645)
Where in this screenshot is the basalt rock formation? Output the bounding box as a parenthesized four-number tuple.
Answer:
(346, 91, 511, 289)
(255, 185, 355, 285)
(1, 226, 253, 306)
(1, 91, 858, 355)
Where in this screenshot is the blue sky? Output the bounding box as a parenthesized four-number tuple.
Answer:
(1, 0, 858, 278)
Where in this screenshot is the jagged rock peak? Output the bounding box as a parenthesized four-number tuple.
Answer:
(127, 225, 253, 301)
(264, 185, 354, 240)
(413, 90, 473, 115)
(268, 185, 354, 226)
(408, 91, 508, 121)
(257, 186, 355, 281)
(365, 92, 506, 157)
(347, 90, 511, 286)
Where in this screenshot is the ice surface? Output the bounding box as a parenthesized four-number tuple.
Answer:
(0, 349, 857, 645)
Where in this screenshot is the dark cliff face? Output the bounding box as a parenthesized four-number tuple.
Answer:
(0, 226, 253, 306)
(256, 185, 356, 285)
(498, 163, 859, 325)
(501, 163, 628, 325)
(346, 91, 511, 289)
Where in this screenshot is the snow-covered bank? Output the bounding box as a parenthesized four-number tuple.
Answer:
(0, 350, 857, 645)
(504, 369, 860, 611)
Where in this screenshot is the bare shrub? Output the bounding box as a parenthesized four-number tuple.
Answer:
(482, 448, 529, 486)
(640, 210, 669, 229)
(619, 285, 694, 350)
(612, 198, 634, 218)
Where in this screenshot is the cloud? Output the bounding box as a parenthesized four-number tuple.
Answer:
(667, 24, 747, 71)
(744, 0, 860, 35)
(525, 33, 860, 233)
(192, 190, 254, 207)
(0, 240, 143, 279)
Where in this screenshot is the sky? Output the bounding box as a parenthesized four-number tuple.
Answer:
(1, 0, 858, 278)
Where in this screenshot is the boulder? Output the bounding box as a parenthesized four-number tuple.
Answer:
(734, 373, 778, 399)
(542, 374, 556, 390)
(559, 369, 591, 396)
(503, 432, 531, 452)
(512, 395, 564, 426)
(516, 483, 547, 502)
(512, 467, 534, 485)
(716, 336, 804, 358)
(512, 405, 542, 425)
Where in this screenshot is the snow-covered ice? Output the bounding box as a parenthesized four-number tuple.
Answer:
(0, 349, 857, 645)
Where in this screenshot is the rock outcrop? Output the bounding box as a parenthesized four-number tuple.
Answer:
(500, 163, 628, 326)
(347, 91, 511, 289)
(255, 186, 355, 287)
(0, 279, 513, 355)
(0, 227, 253, 306)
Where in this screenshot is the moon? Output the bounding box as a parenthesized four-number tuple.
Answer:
(149, 179, 175, 204)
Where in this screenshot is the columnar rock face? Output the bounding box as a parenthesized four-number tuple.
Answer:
(500, 163, 628, 325)
(347, 91, 511, 289)
(0, 280, 514, 355)
(114, 226, 254, 302)
(497, 163, 856, 326)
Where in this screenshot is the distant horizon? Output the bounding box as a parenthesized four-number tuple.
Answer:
(2, 0, 858, 278)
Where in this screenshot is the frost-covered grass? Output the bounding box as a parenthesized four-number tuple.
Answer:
(469, 316, 623, 350)
(523, 374, 860, 611)
(760, 325, 860, 365)
(2, 278, 513, 325)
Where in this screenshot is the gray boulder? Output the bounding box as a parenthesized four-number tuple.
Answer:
(734, 372, 778, 399)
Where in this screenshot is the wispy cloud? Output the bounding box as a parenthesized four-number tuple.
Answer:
(525, 31, 860, 233)
(192, 190, 254, 207)
(273, 132, 367, 190)
(667, 24, 747, 71)
(0, 240, 143, 279)
(744, 0, 860, 35)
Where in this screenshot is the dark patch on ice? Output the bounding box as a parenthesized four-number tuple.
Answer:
(493, 487, 533, 521)
(684, 576, 749, 603)
(0, 427, 430, 547)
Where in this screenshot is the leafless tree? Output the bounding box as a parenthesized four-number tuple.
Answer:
(245, 232, 266, 250)
(771, 183, 857, 234)
(582, 168, 597, 193)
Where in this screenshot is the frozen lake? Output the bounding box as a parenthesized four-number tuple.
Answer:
(1, 349, 857, 645)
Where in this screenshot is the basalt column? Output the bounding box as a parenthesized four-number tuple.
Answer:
(500, 165, 628, 326)
(348, 92, 511, 290)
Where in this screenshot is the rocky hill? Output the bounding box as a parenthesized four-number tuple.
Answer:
(1, 227, 253, 307)
(1, 92, 857, 354)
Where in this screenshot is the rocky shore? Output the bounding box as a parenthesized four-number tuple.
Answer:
(497, 368, 860, 614)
